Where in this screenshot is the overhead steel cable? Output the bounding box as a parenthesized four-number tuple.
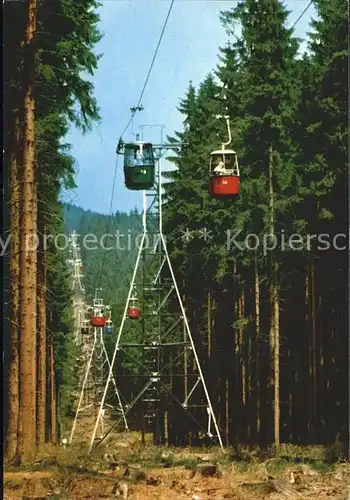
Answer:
(290, 0, 313, 30)
(135, 0, 175, 109)
(120, 0, 175, 139)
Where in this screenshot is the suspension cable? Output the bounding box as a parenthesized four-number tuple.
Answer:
(136, 0, 175, 109)
(120, 0, 175, 139)
(290, 0, 313, 30)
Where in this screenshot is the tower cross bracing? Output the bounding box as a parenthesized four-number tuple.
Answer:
(89, 153, 224, 452)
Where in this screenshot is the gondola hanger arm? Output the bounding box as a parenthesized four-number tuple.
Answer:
(214, 115, 232, 149)
(116, 105, 145, 153)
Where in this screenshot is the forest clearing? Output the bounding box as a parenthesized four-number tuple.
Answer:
(4, 428, 350, 500)
(3, 0, 348, 495)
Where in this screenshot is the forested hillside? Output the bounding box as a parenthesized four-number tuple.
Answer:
(63, 203, 142, 323)
(164, 0, 348, 450)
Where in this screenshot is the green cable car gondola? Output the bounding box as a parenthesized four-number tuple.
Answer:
(122, 141, 155, 190)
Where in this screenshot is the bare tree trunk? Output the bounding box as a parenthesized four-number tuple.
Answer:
(225, 378, 229, 446)
(183, 288, 188, 404)
(268, 144, 280, 454)
(49, 340, 57, 442)
(311, 260, 317, 436)
(318, 292, 325, 439)
(305, 268, 312, 438)
(5, 113, 21, 461)
(273, 266, 280, 455)
(239, 291, 246, 407)
(18, 0, 37, 463)
(268, 145, 275, 436)
(268, 144, 275, 354)
(254, 255, 261, 440)
(36, 213, 46, 449)
(207, 291, 211, 358)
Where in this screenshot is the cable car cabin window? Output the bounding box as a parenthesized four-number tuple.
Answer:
(212, 154, 225, 174)
(142, 144, 154, 164)
(224, 154, 237, 172)
(124, 144, 154, 168)
(124, 145, 140, 167)
(211, 152, 238, 176)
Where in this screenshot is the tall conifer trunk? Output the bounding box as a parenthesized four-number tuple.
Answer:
(254, 255, 261, 442)
(207, 291, 211, 359)
(5, 113, 21, 461)
(268, 144, 280, 453)
(273, 265, 280, 454)
(310, 259, 317, 437)
(267, 144, 275, 445)
(49, 339, 57, 442)
(18, 0, 37, 463)
(36, 210, 46, 449)
(183, 288, 188, 406)
(239, 291, 246, 408)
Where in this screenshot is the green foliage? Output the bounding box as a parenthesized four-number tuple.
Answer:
(36, 0, 102, 132)
(291, 0, 348, 243)
(161, 0, 347, 447)
(35, 0, 102, 421)
(46, 213, 77, 422)
(164, 0, 346, 282)
(22, 0, 102, 422)
(63, 203, 142, 327)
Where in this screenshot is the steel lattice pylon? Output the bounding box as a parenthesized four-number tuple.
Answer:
(69, 291, 128, 444)
(67, 231, 86, 346)
(88, 153, 224, 452)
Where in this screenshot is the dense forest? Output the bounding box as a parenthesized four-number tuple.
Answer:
(3, 0, 102, 463)
(3, 0, 348, 467)
(163, 0, 348, 450)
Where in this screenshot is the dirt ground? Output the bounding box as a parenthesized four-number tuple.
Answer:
(4, 430, 350, 500)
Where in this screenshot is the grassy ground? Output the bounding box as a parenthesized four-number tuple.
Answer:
(4, 433, 350, 499)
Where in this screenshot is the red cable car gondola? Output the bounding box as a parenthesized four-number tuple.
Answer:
(209, 114, 240, 199)
(209, 149, 240, 198)
(127, 297, 141, 319)
(91, 316, 106, 327)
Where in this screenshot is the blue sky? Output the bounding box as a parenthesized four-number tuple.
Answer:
(64, 0, 316, 215)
